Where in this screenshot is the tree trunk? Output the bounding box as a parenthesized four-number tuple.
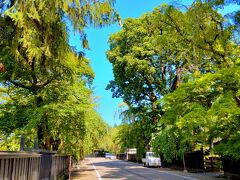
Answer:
(183, 154, 187, 172)
(209, 140, 214, 172)
(36, 96, 52, 150)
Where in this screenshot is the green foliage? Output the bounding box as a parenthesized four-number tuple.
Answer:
(99, 126, 121, 154)
(152, 66, 240, 160)
(114, 122, 148, 158)
(0, 0, 118, 159)
(0, 72, 110, 159)
(107, 1, 240, 162)
(83, 110, 110, 156)
(107, 1, 233, 107)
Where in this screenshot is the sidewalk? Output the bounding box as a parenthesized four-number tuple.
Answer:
(69, 159, 98, 180)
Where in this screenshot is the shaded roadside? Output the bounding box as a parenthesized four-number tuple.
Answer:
(69, 158, 98, 180)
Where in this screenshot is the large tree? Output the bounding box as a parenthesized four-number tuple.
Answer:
(0, 0, 119, 154)
(151, 1, 240, 161)
(106, 2, 234, 154)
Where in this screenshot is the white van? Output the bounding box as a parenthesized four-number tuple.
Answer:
(142, 152, 161, 167)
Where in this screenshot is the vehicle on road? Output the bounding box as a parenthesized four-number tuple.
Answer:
(142, 152, 161, 167)
(105, 153, 116, 160)
(105, 153, 111, 159)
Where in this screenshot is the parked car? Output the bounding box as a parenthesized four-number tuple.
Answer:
(105, 153, 111, 159)
(142, 152, 161, 167)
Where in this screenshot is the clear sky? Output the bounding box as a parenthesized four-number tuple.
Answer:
(69, 0, 239, 126)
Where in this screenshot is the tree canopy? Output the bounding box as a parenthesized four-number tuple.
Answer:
(106, 1, 240, 162)
(0, 0, 118, 159)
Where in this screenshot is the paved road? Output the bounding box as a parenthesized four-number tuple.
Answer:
(70, 158, 224, 180)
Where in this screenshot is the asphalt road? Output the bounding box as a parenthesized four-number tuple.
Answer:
(70, 157, 224, 180)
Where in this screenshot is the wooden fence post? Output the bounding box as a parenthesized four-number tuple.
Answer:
(34, 138, 38, 149)
(20, 134, 25, 151)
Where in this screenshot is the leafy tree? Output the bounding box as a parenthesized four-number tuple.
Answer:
(152, 64, 240, 161)
(83, 110, 110, 156)
(151, 1, 240, 161)
(0, 0, 119, 157)
(107, 2, 232, 107)
(99, 126, 121, 154)
(112, 102, 155, 157)
(106, 1, 235, 155)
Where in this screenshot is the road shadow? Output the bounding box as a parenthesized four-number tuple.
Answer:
(92, 159, 226, 180)
(93, 159, 181, 180)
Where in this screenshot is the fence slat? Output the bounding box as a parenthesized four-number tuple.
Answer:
(0, 159, 4, 179)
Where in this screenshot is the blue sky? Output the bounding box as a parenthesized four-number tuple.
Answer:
(69, 0, 240, 126)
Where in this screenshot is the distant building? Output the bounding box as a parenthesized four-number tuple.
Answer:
(126, 148, 137, 162)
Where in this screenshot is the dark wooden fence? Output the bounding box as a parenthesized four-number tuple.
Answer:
(162, 158, 184, 169)
(160, 150, 204, 172)
(0, 151, 70, 180)
(184, 150, 204, 172)
(222, 157, 240, 179)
